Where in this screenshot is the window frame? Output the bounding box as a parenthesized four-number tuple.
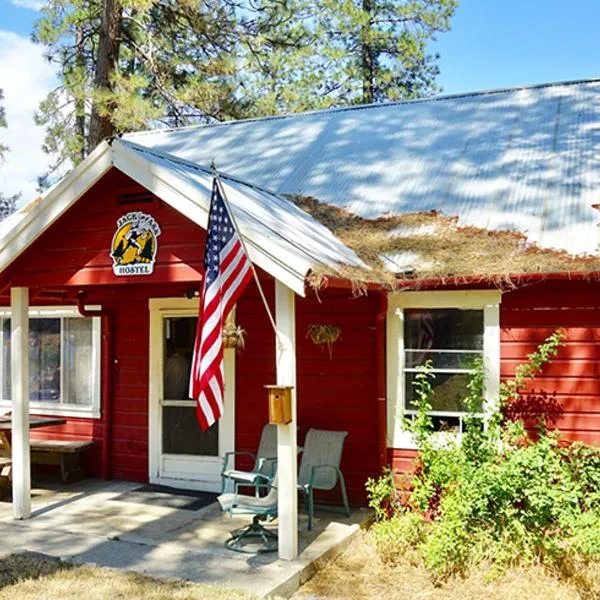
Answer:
(0, 305, 102, 419)
(386, 290, 501, 449)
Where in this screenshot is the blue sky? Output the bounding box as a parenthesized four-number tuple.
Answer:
(3, 0, 600, 96)
(435, 0, 600, 94)
(0, 0, 38, 35)
(2, 0, 600, 200)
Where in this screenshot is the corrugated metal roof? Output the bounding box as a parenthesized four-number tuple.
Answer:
(118, 140, 366, 281)
(0, 140, 365, 295)
(124, 78, 600, 256)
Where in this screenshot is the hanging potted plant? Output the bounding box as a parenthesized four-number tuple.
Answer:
(222, 322, 246, 350)
(307, 324, 342, 358)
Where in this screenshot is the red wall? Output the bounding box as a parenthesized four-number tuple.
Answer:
(3, 168, 209, 482)
(233, 282, 381, 504)
(3, 168, 205, 289)
(389, 279, 600, 476)
(2, 168, 381, 505)
(15, 167, 600, 504)
(296, 290, 380, 503)
(501, 279, 600, 444)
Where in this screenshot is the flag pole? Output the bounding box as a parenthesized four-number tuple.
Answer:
(210, 161, 282, 344)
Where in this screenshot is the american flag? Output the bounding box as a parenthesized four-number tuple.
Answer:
(190, 179, 253, 431)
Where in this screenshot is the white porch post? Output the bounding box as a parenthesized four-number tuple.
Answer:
(11, 287, 30, 519)
(275, 280, 298, 560)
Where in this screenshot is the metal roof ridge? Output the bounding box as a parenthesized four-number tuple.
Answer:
(122, 77, 600, 139)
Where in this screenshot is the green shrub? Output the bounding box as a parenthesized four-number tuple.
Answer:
(365, 467, 401, 521)
(366, 329, 600, 581)
(371, 513, 425, 565)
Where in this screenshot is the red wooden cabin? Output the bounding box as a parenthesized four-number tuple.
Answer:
(2, 79, 600, 561)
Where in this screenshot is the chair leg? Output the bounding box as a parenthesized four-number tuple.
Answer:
(307, 487, 314, 531)
(225, 515, 278, 554)
(338, 472, 350, 517)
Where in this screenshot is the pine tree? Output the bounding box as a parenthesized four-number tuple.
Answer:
(0, 89, 9, 161)
(33, 0, 458, 175)
(240, 0, 458, 111)
(140, 236, 154, 261)
(0, 89, 19, 221)
(236, 0, 334, 116)
(0, 193, 19, 221)
(34, 0, 242, 176)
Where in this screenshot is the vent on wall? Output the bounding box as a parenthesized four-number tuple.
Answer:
(117, 191, 154, 205)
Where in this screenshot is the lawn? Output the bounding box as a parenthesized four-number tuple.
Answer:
(4, 535, 599, 600)
(0, 553, 259, 600)
(292, 530, 600, 600)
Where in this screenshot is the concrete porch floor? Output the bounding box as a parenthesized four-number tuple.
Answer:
(0, 479, 368, 597)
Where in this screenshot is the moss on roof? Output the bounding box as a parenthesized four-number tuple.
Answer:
(287, 195, 600, 290)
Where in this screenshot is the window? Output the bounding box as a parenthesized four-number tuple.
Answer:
(387, 291, 500, 448)
(0, 307, 101, 418)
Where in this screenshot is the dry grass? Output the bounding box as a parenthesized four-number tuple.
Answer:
(293, 530, 600, 600)
(0, 553, 258, 600)
(289, 196, 600, 290)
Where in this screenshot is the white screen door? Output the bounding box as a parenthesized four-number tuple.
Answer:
(148, 298, 235, 492)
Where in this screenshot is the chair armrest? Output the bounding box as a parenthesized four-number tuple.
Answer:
(253, 472, 274, 485)
(221, 450, 256, 473)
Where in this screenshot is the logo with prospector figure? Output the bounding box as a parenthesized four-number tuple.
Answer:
(110, 212, 161, 276)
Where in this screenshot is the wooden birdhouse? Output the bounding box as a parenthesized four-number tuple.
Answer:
(265, 385, 294, 425)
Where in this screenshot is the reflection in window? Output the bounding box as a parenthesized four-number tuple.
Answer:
(2, 315, 94, 408)
(403, 308, 484, 432)
(163, 317, 196, 400)
(162, 316, 219, 456)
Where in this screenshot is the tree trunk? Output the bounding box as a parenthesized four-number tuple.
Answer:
(89, 0, 122, 149)
(75, 26, 87, 162)
(361, 0, 375, 104)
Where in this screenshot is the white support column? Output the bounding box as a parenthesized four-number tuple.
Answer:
(275, 280, 298, 560)
(11, 287, 30, 519)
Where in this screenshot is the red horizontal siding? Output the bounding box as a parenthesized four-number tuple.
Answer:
(388, 448, 417, 476)
(235, 284, 381, 505)
(0, 169, 383, 504)
(3, 168, 205, 290)
(501, 280, 600, 445)
(390, 280, 600, 476)
(296, 289, 380, 505)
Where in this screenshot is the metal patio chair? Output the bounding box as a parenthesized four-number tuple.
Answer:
(218, 472, 278, 553)
(298, 428, 350, 531)
(221, 423, 277, 495)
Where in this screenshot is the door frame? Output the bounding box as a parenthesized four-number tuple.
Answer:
(148, 297, 235, 491)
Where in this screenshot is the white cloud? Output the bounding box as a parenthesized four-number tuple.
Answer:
(0, 30, 58, 203)
(9, 0, 44, 11)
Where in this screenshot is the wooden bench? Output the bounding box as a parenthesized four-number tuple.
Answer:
(0, 456, 11, 499)
(30, 440, 94, 484)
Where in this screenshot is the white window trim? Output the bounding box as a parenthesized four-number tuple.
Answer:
(0, 305, 102, 419)
(386, 290, 501, 449)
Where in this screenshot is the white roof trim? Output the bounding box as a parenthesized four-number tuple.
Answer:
(0, 139, 362, 296)
(111, 140, 311, 295)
